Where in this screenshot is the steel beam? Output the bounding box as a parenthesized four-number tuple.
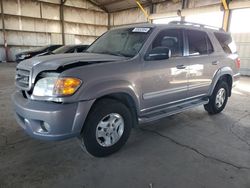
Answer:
(0, 0, 9, 62)
(149, 0, 154, 14)
(181, 0, 188, 21)
(60, 0, 67, 45)
(96, 0, 118, 7)
(86, 0, 108, 12)
(149, 0, 154, 23)
(108, 13, 111, 30)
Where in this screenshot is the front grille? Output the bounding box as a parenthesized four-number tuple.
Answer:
(16, 69, 31, 90)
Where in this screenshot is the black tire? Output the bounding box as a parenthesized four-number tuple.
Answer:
(80, 98, 132, 157)
(204, 80, 229, 114)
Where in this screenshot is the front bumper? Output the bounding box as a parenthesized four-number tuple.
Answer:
(11, 91, 94, 141)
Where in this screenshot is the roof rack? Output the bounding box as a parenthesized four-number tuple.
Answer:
(169, 21, 224, 31)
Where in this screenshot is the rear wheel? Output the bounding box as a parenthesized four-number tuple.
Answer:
(204, 80, 229, 114)
(80, 99, 132, 157)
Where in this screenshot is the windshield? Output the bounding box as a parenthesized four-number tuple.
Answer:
(87, 27, 152, 57)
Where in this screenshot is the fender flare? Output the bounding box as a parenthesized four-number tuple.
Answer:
(208, 67, 233, 96)
(78, 80, 141, 114)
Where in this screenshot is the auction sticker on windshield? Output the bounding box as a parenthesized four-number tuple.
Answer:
(132, 28, 150, 33)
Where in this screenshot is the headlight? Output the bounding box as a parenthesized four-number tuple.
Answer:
(33, 76, 82, 97)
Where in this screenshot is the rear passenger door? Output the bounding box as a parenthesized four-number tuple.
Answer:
(184, 29, 219, 98)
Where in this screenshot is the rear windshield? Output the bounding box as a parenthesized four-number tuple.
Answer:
(214, 32, 237, 54)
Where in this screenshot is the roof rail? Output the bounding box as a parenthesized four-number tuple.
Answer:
(169, 21, 224, 31)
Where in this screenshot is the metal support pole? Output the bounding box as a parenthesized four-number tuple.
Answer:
(223, 10, 230, 31)
(60, 0, 67, 45)
(221, 0, 230, 31)
(149, 0, 154, 23)
(136, 0, 149, 22)
(181, 0, 188, 21)
(0, 0, 8, 62)
(108, 13, 111, 30)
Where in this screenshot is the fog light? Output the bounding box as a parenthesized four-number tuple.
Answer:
(41, 122, 50, 132)
(24, 118, 29, 124)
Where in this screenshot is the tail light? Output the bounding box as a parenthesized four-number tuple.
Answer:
(236, 58, 240, 69)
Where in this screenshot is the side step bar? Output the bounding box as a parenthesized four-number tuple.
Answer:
(138, 98, 209, 124)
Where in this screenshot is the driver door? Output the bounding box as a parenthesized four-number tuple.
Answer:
(141, 29, 189, 111)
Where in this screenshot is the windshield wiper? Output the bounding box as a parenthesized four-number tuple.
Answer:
(108, 51, 125, 57)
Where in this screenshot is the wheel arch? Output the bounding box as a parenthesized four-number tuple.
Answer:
(81, 92, 139, 133)
(219, 74, 233, 96)
(209, 67, 233, 97)
(97, 92, 138, 124)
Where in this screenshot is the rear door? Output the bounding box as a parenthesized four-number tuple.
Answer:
(184, 29, 219, 98)
(213, 32, 239, 74)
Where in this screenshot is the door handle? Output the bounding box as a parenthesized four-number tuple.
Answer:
(176, 64, 186, 69)
(212, 61, 219, 65)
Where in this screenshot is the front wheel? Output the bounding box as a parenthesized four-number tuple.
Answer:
(204, 80, 229, 114)
(80, 99, 132, 157)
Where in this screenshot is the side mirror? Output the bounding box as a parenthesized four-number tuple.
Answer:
(146, 47, 171, 61)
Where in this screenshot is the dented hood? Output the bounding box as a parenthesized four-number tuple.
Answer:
(17, 52, 128, 71)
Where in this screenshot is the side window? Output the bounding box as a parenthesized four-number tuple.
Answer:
(214, 32, 236, 54)
(77, 47, 86, 52)
(76, 48, 82, 53)
(49, 46, 60, 51)
(73, 48, 78, 53)
(186, 30, 213, 56)
(66, 49, 75, 53)
(151, 29, 183, 57)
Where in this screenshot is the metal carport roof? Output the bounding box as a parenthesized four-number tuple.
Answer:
(88, 0, 174, 12)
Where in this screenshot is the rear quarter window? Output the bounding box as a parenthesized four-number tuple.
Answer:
(214, 32, 237, 54)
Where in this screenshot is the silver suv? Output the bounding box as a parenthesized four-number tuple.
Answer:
(12, 21, 240, 157)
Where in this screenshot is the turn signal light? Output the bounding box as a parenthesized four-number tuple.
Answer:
(54, 77, 82, 96)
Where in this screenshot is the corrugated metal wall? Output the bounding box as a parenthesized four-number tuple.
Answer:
(109, 0, 183, 27)
(230, 8, 250, 76)
(0, 0, 108, 61)
(109, 7, 150, 27)
(232, 33, 250, 76)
